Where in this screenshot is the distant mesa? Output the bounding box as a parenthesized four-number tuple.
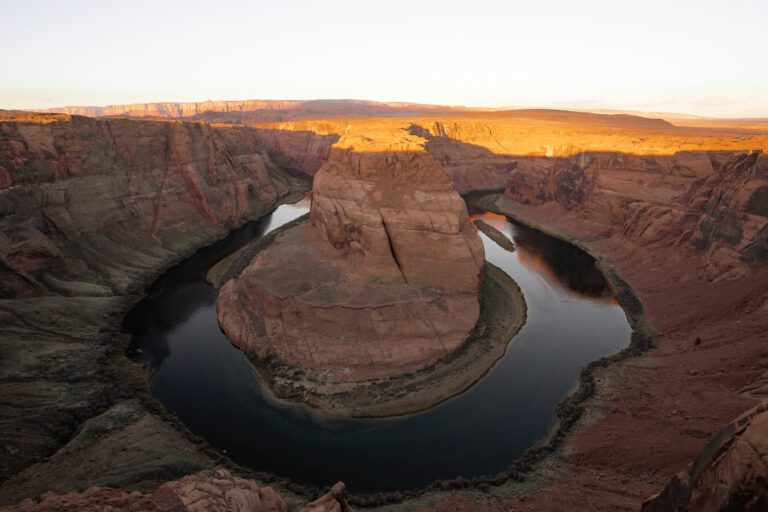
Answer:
(35, 98, 477, 121)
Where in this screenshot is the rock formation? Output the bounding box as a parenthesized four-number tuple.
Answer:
(503, 150, 768, 280)
(300, 482, 352, 512)
(250, 127, 338, 177)
(217, 145, 484, 385)
(0, 113, 298, 298)
(643, 403, 768, 512)
(0, 112, 304, 488)
(0, 470, 351, 512)
(464, 149, 768, 510)
(249, 113, 766, 193)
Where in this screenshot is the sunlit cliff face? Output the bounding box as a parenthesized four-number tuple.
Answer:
(253, 113, 768, 158)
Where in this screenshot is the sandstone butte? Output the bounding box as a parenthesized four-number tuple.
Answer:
(216, 135, 485, 384)
(1, 104, 768, 511)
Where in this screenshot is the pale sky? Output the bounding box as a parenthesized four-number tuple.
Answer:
(2, 0, 767, 117)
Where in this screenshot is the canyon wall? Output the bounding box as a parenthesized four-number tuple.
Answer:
(643, 403, 768, 512)
(250, 127, 338, 176)
(393, 116, 768, 509)
(503, 150, 767, 280)
(251, 114, 768, 192)
(0, 113, 303, 494)
(0, 114, 295, 297)
(460, 157, 768, 510)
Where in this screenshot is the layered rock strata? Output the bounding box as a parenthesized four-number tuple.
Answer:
(217, 147, 484, 385)
(0, 469, 351, 512)
(503, 150, 767, 278)
(643, 403, 768, 512)
(249, 114, 768, 191)
(0, 113, 303, 492)
(455, 150, 768, 510)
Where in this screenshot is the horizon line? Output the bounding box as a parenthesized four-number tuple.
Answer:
(13, 97, 768, 121)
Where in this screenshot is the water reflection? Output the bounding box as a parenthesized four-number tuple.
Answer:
(471, 212, 613, 302)
(126, 195, 311, 369)
(124, 198, 630, 492)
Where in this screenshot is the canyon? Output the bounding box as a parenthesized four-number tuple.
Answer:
(1, 102, 767, 511)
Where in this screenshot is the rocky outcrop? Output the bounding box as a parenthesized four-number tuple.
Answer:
(473, 219, 515, 253)
(217, 147, 484, 387)
(503, 150, 768, 281)
(299, 482, 351, 512)
(2, 469, 286, 512)
(460, 147, 768, 509)
(310, 149, 484, 292)
(0, 469, 351, 512)
(0, 113, 303, 485)
(683, 152, 768, 262)
(642, 403, 768, 512)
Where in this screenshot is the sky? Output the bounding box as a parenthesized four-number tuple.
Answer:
(2, 0, 767, 117)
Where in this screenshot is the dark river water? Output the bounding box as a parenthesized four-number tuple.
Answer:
(125, 197, 631, 493)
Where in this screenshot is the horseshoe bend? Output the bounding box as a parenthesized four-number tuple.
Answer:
(2, 104, 767, 511)
(2, 6, 768, 510)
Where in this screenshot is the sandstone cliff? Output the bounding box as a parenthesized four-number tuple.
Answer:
(460, 148, 768, 510)
(503, 150, 767, 280)
(310, 148, 484, 292)
(217, 145, 484, 386)
(643, 403, 768, 512)
(251, 127, 338, 177)
(0, 113, 303, 489)
(0, 469, 351, 512)
(250, 113, 767, 194)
